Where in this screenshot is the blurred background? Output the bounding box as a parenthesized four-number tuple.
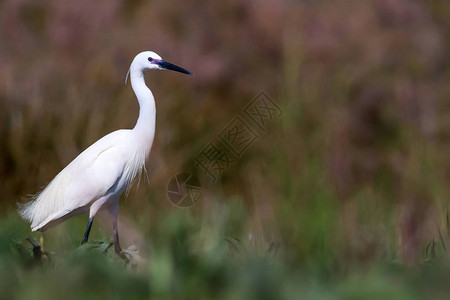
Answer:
(2, 0, 450, 298)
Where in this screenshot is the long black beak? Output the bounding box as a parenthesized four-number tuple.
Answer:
(155, 60, 193, 76)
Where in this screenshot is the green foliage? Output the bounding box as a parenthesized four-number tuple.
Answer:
(3, 213, 450, 299)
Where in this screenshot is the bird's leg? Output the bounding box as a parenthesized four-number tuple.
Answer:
(81, 217, 94, 245)
(109, 202, 129, 262)
(113, 218, 129, 263)
(113, 218, 122, 254)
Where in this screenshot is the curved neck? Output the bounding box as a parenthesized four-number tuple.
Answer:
(130, 69, 156, 145)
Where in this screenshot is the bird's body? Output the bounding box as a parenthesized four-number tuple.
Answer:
(21, 128, 151, 232)
(19, 51, 192, 256)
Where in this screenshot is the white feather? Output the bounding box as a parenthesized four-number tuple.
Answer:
(18, 51, 161, 232)
(19, 129, 151, 231)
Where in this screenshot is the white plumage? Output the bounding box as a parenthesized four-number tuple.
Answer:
(18, 51, 193, 256)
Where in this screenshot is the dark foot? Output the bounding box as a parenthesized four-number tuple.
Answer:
(115, 245, 129, 263)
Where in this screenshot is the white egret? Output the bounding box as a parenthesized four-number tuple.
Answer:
(18, 51, 193, 257)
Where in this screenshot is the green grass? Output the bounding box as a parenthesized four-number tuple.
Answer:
(2, 208, 450, 300)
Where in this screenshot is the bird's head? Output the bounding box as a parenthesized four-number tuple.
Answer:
(126, 51, 193, 84)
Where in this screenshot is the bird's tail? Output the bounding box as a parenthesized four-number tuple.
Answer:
(17, 197, 38, 224)
(17, 192, 61, 232)
(17, 170, 72, 231)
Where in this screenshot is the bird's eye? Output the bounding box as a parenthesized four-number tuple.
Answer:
(148, 57, 153, 62)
